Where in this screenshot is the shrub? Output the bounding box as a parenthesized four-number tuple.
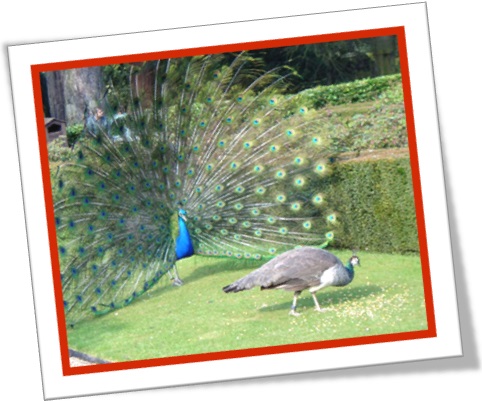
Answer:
(47, 137, 74, 162)
(66, 123, 85, 146)
(298, 74, 403, 108)
(326, 102, 408, 154)
(322, 150, 419, 254)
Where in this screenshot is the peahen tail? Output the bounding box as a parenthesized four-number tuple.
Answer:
(51, 52, 337, 326)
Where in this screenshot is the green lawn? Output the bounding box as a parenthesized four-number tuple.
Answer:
(66, 250, 429, 362)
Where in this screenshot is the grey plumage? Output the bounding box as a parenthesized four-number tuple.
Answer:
(222, 247, 360, 316)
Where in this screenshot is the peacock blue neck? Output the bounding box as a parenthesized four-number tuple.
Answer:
(175, 209, 194, 260)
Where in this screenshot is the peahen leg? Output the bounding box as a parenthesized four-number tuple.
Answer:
(311, 291, 327, 312)
(289, 291, 302, 316)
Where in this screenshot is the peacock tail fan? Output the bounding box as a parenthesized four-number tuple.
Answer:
(51, 52, 338, 326)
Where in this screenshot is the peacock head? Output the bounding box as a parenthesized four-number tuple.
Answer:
(178, 208, 188, 222)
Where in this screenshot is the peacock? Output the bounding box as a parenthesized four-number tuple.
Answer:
(50, 52, 338, 326)
(223, 248, 360, 316)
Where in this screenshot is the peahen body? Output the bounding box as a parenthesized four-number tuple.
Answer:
(51, 52, 337, 326)
(223, 248, 360, 316)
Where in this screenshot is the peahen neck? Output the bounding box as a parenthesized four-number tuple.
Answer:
(344, 261, 355, 281)
(175, 211, 194, 260)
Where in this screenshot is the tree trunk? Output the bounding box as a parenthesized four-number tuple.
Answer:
(43, 67, 105, 126)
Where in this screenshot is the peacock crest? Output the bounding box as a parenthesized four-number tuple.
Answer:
(51, 52, 338, 326)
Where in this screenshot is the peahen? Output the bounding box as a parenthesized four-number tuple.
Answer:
(51, 52, 337, 326)
(223, 248, 360, 316)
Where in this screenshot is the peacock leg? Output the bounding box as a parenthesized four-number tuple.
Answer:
(168, 264, 184, 287)
(289, 291, 302, 316)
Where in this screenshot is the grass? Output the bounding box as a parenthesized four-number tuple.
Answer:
(66, 250, 429, 362)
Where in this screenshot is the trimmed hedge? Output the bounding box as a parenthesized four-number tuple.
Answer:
(298, 73, 403, 109)
(323, 149, 420, 254)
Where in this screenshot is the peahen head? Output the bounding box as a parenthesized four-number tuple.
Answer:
(347, 255, 360, 269)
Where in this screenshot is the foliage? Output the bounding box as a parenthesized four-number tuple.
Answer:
(298, 73, 403, 109)
(47, 138, 74, 162)
(322, 151, 419, 254)
(263, 37, 399, 90)
(290, 74, 407, 154)
(102, 63, 141, 114)
(66, 123, 84, 146)
(66, 250, 427, 362)
(325, 102, 407, 154)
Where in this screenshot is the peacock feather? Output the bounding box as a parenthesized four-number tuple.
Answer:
(51, 52, 337, 326)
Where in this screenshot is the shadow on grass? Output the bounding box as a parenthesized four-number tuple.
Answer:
(123, 256, 253, 302)
(183, 255, 264, 280)
(257, 284, 383, 313)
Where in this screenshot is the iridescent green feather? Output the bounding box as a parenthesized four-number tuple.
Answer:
(51, 52, 337, 326)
